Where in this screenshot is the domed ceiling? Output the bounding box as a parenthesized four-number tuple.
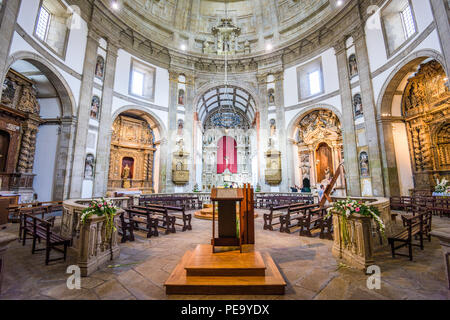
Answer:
(102, 0, 343, 56)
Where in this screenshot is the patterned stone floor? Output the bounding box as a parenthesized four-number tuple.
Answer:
(1, 210, 449, 300)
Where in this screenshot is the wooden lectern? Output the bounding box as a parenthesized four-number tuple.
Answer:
(210, 184, 255, 253)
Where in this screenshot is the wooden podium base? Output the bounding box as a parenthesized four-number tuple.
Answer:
(165, 244, 286, 295)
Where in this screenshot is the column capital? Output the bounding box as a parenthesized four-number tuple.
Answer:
(350, 24, 366, 42)
(169, 70, 180, 82)
(106, 41, 120, 57)
(332, 37, 347, 55)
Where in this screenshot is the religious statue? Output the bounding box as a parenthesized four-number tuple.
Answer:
(90, 96, 100, 120)
(268, 88, 275, 105)
(178, 89, 185, 105)
(95, 56, 104, 79)
(353, 94, 363, 118)
(348, 54, 358, 78)
(359, 152, 370, 177)
(177, 119, 184, 136)
(122, 164, 131, 188)
(324, 167, 332, 181)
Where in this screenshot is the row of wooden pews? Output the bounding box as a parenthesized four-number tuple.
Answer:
(390, 196, 450, 218)
(255, 194, 313, 209)
(120, 203, 193, 243)
(263, 202, 333, 240)
(139, 195, 203, 210)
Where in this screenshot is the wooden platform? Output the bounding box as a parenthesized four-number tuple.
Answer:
(185, 244, 266, 276)
(165, 245, 286, 295)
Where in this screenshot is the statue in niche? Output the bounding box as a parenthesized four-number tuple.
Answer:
(1, 78, 15, 106)
(353, 93, 363, 118)
(348, 54, 358, 78)
(270, 119, 276, 137)
(324, 167, 332, 181)
(90, 96, 100, 120)
(177, 119, 184, 136)
(359, 151, 370, 177)
(203, 40, 211, 54)
(84, 154, 95, 179)
(178, 89, 185, 105)
(176, 161, 183, 171)
(122, 164, 131, 189)
(268, 88, 275, 105)
(176, 138, 184, 154)
(95, 56, 105, 79)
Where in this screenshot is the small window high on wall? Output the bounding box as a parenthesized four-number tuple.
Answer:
(381, 0, 417, 57)
(296, 58, 324, 101)
(129, 59, 156, 101)
(34, 0, 71, 58)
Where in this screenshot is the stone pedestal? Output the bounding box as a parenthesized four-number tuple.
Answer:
(331, 212, 374, 270)
(77, 214, 120, 277)
(0, 231, 17, 294)
(62, 199, 124, 277)
(430, 228, 450, 289)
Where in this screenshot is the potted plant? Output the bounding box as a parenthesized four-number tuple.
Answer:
(81, 198, 118, 243)
(255, 184, 261, 192)
(326, 198, 385, 245)
(435, 178, 448, 195)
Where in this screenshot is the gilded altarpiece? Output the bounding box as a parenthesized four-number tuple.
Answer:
(295, 110, 344, 189)
(0, 69, 42, 200)
(402, 60, 450, 190)
(108, 115, 155, 193)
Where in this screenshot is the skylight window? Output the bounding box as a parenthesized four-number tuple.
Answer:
(131, 70, 145, 97)
(309, 70, 322, 96)
(401, 5, 416, 39)
(35, 6, 51, 41)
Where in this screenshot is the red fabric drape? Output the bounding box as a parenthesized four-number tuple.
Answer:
(217, 136, 237, 174)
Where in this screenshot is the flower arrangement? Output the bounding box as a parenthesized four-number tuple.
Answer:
(435, 178, 448, 193)
(81, 198, 118, 242)
(326, 198, 385, 245)
(193, 184, 200, 193)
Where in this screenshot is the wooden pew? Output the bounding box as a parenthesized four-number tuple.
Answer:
(388, 210, 432, 261)
(263, 203, 290, 231)
(138, 203, 192, 231)
(298, 206, 329, 237)
(125, 208, 160, 237)
(279, 203, 319, 234)
(21, 213, 71, 265)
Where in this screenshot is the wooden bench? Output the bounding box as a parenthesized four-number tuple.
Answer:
(18, 206, 57, 241)
(118, 211, 135, 243)
(319, 210, 333, 240)
(298, 206, 329, 238)
(138, 203, 192, 231)
(279, 203, 319, 234)
(124, 208, 160, 238)
(21, 213, 71, 265)
(388, 210, 432, 261)
(263, 203, 290, 231)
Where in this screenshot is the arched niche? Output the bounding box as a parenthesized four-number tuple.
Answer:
(377, 49, 448, 196)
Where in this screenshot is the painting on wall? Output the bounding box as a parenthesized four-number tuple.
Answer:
(348, 54, 358, 78)
(90, 96, 101, 120)
(268, 88, 275, 105)
(84, 154, 95, 179)
(95, 56, 105, 79)
(359, 151, 370, 177)
(353, 93, 363, 118)
(178, 89, 185, 105)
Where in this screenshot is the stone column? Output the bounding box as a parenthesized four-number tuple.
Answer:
(430, 0, 450, 76)
(256, 74, 269, 191)
(378, 118, 401, 196)
(69, 29, 100, 198)
(0, 0, 22, 94)
(334, 39, 361, 196)
(353, 26, 385, 196)
(158, 138, 168, 193)
(254, 0, 266, 51)
(165, 70, 179, 193)
(274, 71, 288, 191)
(184, 73, 195, 191)
(93, 42, 118, 198)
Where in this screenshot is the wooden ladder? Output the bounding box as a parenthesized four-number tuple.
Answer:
(319, 162, 345, 207)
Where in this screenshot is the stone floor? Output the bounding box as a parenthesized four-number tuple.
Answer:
(1, 210, 449, 300)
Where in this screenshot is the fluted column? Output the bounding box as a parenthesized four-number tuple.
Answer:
(353, 25, 384, 196)
(93, 42, 119, 197)
(334, 38, 361, 196)
(69, 29, 100, 198)
(0, 0, 22, 93)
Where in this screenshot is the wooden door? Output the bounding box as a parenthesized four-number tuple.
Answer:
(315, 142, 333, 183)
(0, 131, 10, 172)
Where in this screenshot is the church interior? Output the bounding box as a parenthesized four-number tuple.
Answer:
(0, 0, 449, 302)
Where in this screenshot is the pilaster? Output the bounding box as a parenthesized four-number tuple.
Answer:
(430, 0, 450, 76)
(334, 38, 361, 196)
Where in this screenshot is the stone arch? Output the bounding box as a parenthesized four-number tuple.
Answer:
(193, 79, 262, 115)
(376, 49, 447, 196)
(3, 51, 77, 118)
(377, 49, 446, 116)
(111, 105, 167, 141)
(286, 103, 343, 139)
